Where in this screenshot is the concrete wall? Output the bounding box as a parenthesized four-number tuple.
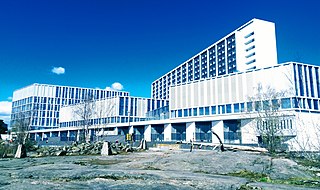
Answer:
(170, 63, 294, 110)
(286, 112, 320, 151)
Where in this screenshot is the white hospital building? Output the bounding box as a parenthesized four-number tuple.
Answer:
(10, 18, 320, 151)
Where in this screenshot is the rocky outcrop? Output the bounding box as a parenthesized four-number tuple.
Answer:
(1, 150, 319, 189)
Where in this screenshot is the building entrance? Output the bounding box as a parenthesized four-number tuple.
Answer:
(223, 120, 241, 144)
(171, 123, 186, 141)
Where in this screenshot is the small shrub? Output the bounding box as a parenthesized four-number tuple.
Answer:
(0, 141, 17, 157)
(228, 170, 269, 182)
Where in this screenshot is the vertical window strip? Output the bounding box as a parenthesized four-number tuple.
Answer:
(293, 64, 299, 96)
(316, 68, 320, 98)
(298, 65, 304, 96)
(304, 66, 309, 97)
(309, 67, 315, 97)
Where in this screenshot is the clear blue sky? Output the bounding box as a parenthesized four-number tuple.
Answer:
(0, 0, 319, 103)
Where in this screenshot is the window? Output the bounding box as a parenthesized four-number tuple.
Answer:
(171, 111, 176, 118)
(263, 100, 270, 110)
(309, 66, 314, 97)
(244, 38, 255, 45)
(281, 98, 291, 109)
(304, 66, 309, 97)
(245, 45, 255, 52)
(245, 52, 255, 58)
(307, 99, 312, 109)
(247, 102, 253, 112)
(240, 103, 245, 112)
(245, 59, 256, 65)
(119, 97, 124, 116)
(234, 103, 239, 113)
(298, 65, 304, 96)
(244, 32, 254, 39)
(292, 98, 302, 108)
(314, 100, 319, 110)
(315, 67, 320, 98)
(205, 107, 210, 115)
(211, 106, 216, 114)
(183, 109, 188, 117)
(193, 108, 198, 116)
(218, 105, 225, 114)
(199, 107, 204, 116)
(255, 101, 261, 111)
(226, 104, 232, 113)
(272, 99, 280, 110)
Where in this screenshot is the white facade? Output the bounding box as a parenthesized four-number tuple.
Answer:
(59, 96, 169, 128)
(235, 19, 278, 71)
(168, 62, 320, 151)
(151, 18, 277, 100)
(11, 83, 129, 130)
(287, 112, 320, 151)
(170, 63, 295, 112)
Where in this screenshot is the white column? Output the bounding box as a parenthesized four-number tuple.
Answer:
(77, 130, 80, 141)
(129, 126, 134, 134)
(144, 125, 152, 142)
(211, 121, 224, 144)
(88, 129, 92, 140)
(164, 123, 172, 141)
(186, 122, 196, 142)
(42, 132, 45, 141)
(241, 119, 257, 144)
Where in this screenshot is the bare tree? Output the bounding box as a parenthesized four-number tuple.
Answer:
(247, 83, 289, 153)
(11, 113, 30, 145)
(94, 98, 116, 141)
(11, 106, 37, 158)
(73, 94, 96, 143)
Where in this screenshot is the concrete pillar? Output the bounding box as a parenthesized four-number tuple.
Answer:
(58, 131, 61, 137)
(144, 125, 152, 142)
(115, 127, 119, 135)
(241, 119, 257, 144)
(77, 130, 80, 141)
(88, 129, 92, 139)
(164, 123, 172, 141)
(186, 122, 196, 142)
(129, 126, 134, 134)
(67, 130, 70, 138)
(50, 132, 52, 138)
(42, 132, 45, 141)
(211, 121, 224, 144)
(101, 141, 111, 156)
